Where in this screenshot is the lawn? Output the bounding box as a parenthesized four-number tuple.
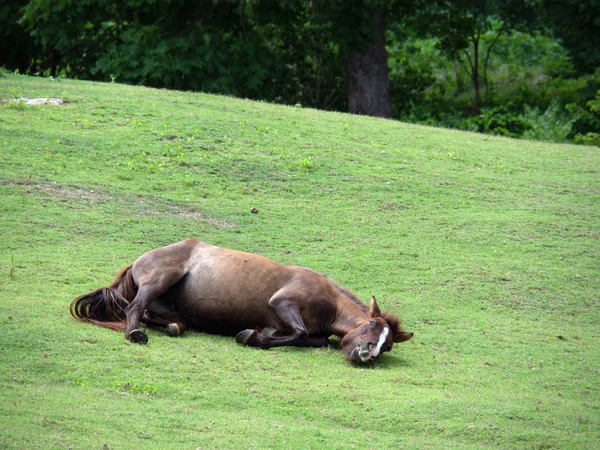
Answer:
(0, 74, 599, 449)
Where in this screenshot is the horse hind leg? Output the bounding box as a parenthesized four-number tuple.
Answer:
(124, 269, 188, 344)
(167, 322, 186, 337)
(143, 305, 187, 337)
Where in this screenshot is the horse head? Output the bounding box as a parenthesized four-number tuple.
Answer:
(340, 296, 413, 363)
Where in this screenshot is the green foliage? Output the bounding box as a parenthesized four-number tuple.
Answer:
(387, 35, 437, 117)
(570, 90, 600, 146)
(575, 132, 600, 147)
(253, 2, 348, 111)
(520, 100, 576, 143)
(426, 1, 539, 57)
(459, 103, 531, 138)
(17, 0, 300, 99)
(389, 30, 597, 144)
(586, 91, 600, 114)
(488, 31, 574, 102)
(542, 0, 600, 76)
(415, 0, 542, 109)
(16, 0, 353, 110)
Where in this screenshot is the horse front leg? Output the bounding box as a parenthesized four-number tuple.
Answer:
(236, 298, 325, 349)
(258, 327, 330, 347)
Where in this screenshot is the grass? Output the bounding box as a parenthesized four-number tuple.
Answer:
(0, 74, 599, 449)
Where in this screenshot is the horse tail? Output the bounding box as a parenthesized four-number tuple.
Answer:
(70, 265, 138, 332)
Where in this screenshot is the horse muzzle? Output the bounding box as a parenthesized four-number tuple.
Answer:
(350, 344, 380, 363)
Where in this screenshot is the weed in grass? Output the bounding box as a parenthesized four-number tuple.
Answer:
(7, 248, 15, 278)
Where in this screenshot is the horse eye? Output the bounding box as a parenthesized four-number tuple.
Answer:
(369, 320, 376, 326)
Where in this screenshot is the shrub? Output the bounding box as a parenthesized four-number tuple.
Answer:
(521, 100, 577, 143)
(570, 89, 600, 146)
(458, 103, 531, 138)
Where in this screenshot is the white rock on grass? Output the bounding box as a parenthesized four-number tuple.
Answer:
(17, 97, 64, 106)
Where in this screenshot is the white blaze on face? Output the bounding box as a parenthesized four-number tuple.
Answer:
(372, 326, 390, 357)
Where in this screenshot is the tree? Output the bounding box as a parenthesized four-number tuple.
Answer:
(542, 0, 600, 76)
(420, 0, 541, 112)
(17, 1, 264, 103)
(343, 9, 391, 117)
(251, 1, 348, 111)
(0, 0, 39, 72)
(18, 0, 289, 99)
(18, 0, 419, 118)
(257, 0, 412, 118)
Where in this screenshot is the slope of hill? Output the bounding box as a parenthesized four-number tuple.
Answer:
(1, 74, 598, 449)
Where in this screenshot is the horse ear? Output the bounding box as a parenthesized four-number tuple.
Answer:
(393, 331, 414, 343)
(369, 296, 381, 318)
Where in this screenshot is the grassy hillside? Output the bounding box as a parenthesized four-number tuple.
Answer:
(1, 74, 598, 449)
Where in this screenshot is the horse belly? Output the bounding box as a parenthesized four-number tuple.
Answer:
(164, 255, 285, 334)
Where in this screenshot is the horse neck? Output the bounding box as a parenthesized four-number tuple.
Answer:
(330, 294, 370, 337)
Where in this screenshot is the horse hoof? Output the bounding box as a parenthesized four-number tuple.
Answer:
(167, 323, 185, 337)
(127, 329, 148, 344)
(236, 329, 258, 346)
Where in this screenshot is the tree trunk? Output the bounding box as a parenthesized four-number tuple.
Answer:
(343, 11, 392, 118)
(471, 32, 482, 113)
(453, 58, 463, 90)
(483, 27, 505, 103)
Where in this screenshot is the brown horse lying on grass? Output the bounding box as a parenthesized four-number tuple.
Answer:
(71, 238, 413, 363)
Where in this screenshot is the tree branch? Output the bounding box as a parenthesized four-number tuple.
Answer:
(483, 25, 505, 101)
(462, 49, 474, 76)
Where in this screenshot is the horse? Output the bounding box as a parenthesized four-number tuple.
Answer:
(70, 238, 413, 363)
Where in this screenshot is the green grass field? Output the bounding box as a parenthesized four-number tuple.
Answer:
(1, 74, 599, 449)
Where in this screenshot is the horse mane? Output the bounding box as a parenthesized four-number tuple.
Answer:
(307, 268, 406, 334)
(334, 282, 405, 334)
(381, 311, 403, 335)
(305, 268, 368, 313)
(328, 281, 368, 313)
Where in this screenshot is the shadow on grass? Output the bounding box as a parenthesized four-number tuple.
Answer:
(142, 327, 414, 370)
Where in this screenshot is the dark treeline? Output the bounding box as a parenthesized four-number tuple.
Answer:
(2, 0, 599, 145)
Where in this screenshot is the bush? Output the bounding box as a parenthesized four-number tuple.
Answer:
(570, 90, 600, 146)
(574, 132, 600, 146)
(521, 100, 577, 143)
(458, 103, 531, 138)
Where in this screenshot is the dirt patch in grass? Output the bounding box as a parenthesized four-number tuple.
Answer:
(6, 179, 111, 201)
(4, 179, 237, 228)
(39, 184, 111, 201)
(139, 205, 238, 228)
(165, 209, 237, 228)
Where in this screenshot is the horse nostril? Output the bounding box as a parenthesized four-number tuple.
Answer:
(368, 343, 374, 350)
